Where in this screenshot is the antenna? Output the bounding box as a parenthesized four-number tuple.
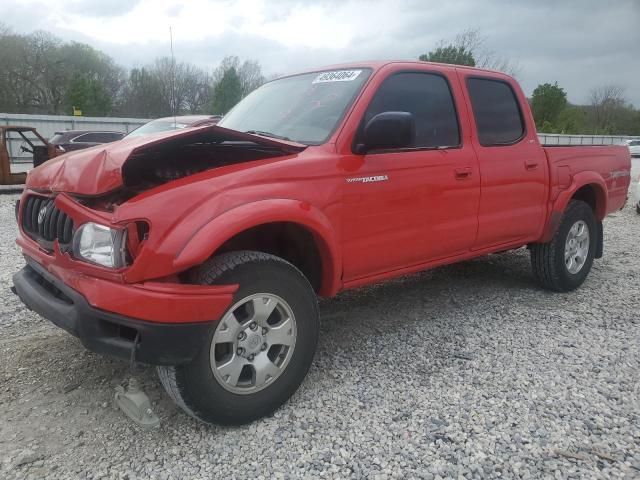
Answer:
(169, 26, 177, 126)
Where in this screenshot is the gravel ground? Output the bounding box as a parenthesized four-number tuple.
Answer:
(1, 161, 639, 479)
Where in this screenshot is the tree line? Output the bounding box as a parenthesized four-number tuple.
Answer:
(2, 25, 639, 135)
(421, 29, 640, 136)
(0, 25, 266, 118)
(529, 83, 640, 135)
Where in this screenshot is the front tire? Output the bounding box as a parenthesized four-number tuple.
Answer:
(158, 251, 319, 425)
(530, 200, 597, 292)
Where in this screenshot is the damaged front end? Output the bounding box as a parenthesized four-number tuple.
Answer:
(26, 124, 307, 198)
(14, 124, 307, 328)
(121, 130, 306, 192)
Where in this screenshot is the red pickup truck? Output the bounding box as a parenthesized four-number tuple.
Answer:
(12, 61, 631, 425)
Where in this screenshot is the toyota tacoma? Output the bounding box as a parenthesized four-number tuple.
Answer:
(12, 61, 631, 424)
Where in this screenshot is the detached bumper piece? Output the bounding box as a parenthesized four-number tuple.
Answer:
(12, 262, 213, 365)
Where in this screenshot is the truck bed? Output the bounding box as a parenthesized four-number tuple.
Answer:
(543, 145, 631, 215)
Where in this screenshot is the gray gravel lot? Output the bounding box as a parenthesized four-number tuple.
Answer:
(1, 161, 639, 479)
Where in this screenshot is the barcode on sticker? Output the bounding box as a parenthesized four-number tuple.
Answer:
(312, 70, 362, 84)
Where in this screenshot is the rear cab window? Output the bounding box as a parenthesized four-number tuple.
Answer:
(466, 77, 525, 146)
(359, 71, 460, 150)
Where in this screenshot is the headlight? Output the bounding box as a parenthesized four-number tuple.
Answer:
(72, 222, 128, 268)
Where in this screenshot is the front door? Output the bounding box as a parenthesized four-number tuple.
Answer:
(340, 68, 480, 281)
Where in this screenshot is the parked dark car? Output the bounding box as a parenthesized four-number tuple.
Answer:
(125, 115, 222, 138)
(49, 130, 125, 152)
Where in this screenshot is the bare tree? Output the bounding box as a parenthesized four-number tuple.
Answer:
(212, 56, 266, 96)
(152, 57, 184, 115)
(588, 85, 626, 133)
(443, 29, 520, 77)
(182, 64, 211, 114)
(238, 60, 265, 96)
(589, 85, 625, 108)
(130, 58, 213, 115)
(20, 31, 67, 113)
(120, 67, 165, 117)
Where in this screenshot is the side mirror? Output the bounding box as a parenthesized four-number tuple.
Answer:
(355, 111, 415, 153)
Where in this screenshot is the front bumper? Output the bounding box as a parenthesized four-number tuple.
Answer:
(12, 260, 224, 365)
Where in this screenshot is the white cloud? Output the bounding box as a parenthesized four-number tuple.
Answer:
(2, 0, 639, 105)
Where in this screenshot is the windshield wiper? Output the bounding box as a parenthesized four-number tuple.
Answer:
(245, 130, 291, 141)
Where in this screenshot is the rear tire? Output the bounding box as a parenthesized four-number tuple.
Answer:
(530, 200, 597, 292)
(158, 251, 319, 425)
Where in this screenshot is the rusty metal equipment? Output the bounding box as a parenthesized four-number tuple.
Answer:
(0, 126, 58, 185)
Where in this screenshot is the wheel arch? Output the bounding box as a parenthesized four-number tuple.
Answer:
(540, 173, 608, 243)
(569, 183, 607, 220)
(173, 199, 342, 297)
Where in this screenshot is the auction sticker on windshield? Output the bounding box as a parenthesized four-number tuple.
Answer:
(312, 70, 362, 83)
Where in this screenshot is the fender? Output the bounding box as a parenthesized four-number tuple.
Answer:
(540, 171, 608, 243)
(173, 199, 342, 297)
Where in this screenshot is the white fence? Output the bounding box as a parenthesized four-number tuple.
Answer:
(1, 113, 149, 138)
(538, 133, 639, 145)
(2, 113, 638, 166)
(1, 113, 150, 164)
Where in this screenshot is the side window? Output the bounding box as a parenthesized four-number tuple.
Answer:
(363, 72, 460, 149)
(74, 132, 118, 143)
(105, 132, 124, 142)
(467, 78, 524, 146)
(72, 133, 99, 143)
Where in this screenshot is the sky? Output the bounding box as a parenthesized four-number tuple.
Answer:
(2, 0, 640, 106)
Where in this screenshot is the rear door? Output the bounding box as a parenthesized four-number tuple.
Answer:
(339, 66, 481, 281)
(459, 72, 548, 248)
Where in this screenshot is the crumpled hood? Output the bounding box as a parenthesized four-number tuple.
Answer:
(27, 125, 307, 196)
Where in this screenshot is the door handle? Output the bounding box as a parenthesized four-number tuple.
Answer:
(524, 160, 539, 170)
(454, 167, 472, 179)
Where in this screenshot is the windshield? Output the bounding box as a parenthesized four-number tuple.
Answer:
(126, 119, 190, 138)
(218, 68, 372, 145)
